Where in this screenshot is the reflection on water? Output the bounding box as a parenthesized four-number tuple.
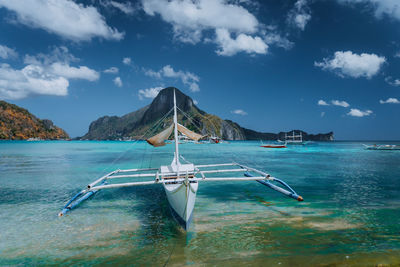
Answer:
(0, 141, 400, 266)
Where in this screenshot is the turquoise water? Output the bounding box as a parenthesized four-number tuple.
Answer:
(1, 141, 400, 266)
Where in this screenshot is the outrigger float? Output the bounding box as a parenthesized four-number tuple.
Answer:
(59, 89, 303, 230)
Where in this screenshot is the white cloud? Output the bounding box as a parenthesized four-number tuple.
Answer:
(144, 65, 200, 92)
(141, 0, 272, 56)
(50, 62, 99, 81)
(385, 76, 400, 87)
(287, 0, 311, 31)
(103, 67, 119, 74)
(318, 100, 329, 106)
(123, 57, 131, 65)
(331, 100, 350, 107)
(0, 45, 18, 59)
(102, 0, 135, 15)
(395, 52, 400, 58)
(0, 0, 124, 41)
(193, 99, 199, 105)
(338, 0, 400, 21)
(263, 33, 294, 50)
(231, 109, 248, 115)
(144, 69, 162, 79)
(347, 108, 373, 117)
(113, 76, 122, 87)
(0, 47, 98, 99)
(315, 51, 386, 78)
(24, 46, 78, 66)
(142, 0, 258, 38)
(215, 28, 268, 56)
(138, 86, 163, 100)
(0, 63, 68, 100)
(380, 98, 400, 104)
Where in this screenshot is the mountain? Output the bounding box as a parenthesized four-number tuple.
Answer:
(0, 101, 69, 140)
(81, 87, 333, 141)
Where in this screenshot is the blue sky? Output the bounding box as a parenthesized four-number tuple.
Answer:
(0, 0, 399, 140)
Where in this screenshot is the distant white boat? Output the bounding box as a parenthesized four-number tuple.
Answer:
(59, 89, 303, 230)
(363, 144, 400, 150)
(26, 137, 42, 141)
(279, 131, 307, 145)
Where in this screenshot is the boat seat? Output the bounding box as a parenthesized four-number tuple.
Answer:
(162, 174, 195, 180)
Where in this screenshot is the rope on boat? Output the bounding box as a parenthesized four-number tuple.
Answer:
(59, 108, 176, 217)
(244, 172, 303, 201)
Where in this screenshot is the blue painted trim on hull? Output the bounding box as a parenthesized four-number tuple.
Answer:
(169, 205, 193, 230)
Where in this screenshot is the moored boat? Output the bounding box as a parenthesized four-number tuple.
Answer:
(59, 88, 303, 229)
(363, 144, 400, 150)
(260, 140, 287, 148)
(279, 131, 307, 145)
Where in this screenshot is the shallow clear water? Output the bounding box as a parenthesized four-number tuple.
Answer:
(1, 141, 400, 266)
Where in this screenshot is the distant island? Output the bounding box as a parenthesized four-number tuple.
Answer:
(0, 87, 333, 141)
(80, 87, 334, 141)
(0, 100, 69, 140)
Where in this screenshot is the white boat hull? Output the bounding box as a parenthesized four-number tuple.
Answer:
(163, 181, 198, 229)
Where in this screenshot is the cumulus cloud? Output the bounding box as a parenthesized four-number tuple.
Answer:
(331, 100, 350, 107)
(144, 65, 200, 92)
(231, 109, 248, 115)
(123, 57, 131, 65)
(193, 99, 199, 105)
(0, 63, 69, 100)
(380, 98, 400, 104)
(0, 0, 124, 41)
(287, 0, 311, 31)
(0, 47, 99, 100)
(315, 51, 386, 78)
(101, 0, 135, 15)
(50, 62, 99, 81)
(104, 67, 119, 74)
(338, 0, 400, 21)
(385, 76, 400, 87)
(142, 0, 258, 39)
(347, 108, 373, 117)
(215, 28, 268, 56)
(141, 0, 272, 56)
(113, 76, 122, 87)
(263, 33, 294, 50)
(138, 86, 163, 100)
(318, 100, 329, 106)
(0, 45, 18, 59)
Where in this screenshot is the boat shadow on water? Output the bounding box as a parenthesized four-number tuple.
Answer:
(91, 185, 188, 235)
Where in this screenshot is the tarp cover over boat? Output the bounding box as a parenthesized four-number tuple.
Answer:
(177, 123, 204, 141)
(146, 124, 174, 147)
(146, 123, 203, 147)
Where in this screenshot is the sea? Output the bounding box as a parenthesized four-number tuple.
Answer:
(1, 140, 400, 266)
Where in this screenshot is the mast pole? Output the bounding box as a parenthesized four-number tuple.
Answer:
(173, 89, 180, 165)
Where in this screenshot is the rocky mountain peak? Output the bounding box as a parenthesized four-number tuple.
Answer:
(139, 87, 204, 125)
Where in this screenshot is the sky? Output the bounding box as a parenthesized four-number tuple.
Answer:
(0, 0, 399, 140)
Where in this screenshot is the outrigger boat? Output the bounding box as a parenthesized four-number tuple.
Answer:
(363, 144, 400, 150)
(59, 89, 303, 230)
(279, 131, 307, 145)
(260, 140, 287, 148)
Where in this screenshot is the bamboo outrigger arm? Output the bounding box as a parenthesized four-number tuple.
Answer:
(59, 162, 303, 217)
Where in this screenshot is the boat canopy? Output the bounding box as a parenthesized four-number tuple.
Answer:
(177, 123, 204, 141)
(146, 122, 204, 147)
(146, 124, 174, 147)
